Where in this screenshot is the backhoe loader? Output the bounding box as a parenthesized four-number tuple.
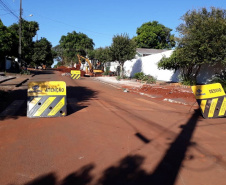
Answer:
(77, 54, 103, 76)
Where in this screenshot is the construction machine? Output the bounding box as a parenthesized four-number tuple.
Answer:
(77, 54, 103, 76)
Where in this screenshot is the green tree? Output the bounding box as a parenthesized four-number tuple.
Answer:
(59, 31, 95, 65)
(52, 45, 65, 65)
(110, 33, 137, 77)
(158, 7, 226, 84)
(9, 19, 39, 65)
(0, 19, 15, 69)
(95, 47, 111, 63)
(135, 21, 175, 49)
(94, 47, 111, 71)
(32, 38, 53, 67)
(87, 49, 96, 60)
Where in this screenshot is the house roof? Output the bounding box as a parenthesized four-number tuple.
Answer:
(136, 48, 168, 55)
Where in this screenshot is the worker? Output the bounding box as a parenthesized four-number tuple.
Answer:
(96, 61, 101, 69)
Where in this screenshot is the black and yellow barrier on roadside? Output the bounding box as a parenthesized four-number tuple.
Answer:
(191, 83, 226, 119)
(71, 70, 81, 79)
(27, 81, 67, 118)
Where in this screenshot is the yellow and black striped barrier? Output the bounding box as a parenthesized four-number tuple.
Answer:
(192, 83, 226, 119)
(71, 70, 81, 79)
(27, 81, 67, 118)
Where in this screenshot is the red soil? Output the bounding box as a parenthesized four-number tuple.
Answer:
(56, 65, 86, 76)
(122, 84, 197, 104)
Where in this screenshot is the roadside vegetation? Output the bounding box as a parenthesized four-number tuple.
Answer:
(133, 72, 157, 84)
(0, 19, 54, 71)
(210, 71, 226, 91)
(52, 20, 175, 78)
(115, 72, 157, 84)
(52, 31, 95, 68)
(1, 6, 225, 89)
(158, 7, 226, 88)
(110, 34, 137, 78)
(134, 21, 176, 49)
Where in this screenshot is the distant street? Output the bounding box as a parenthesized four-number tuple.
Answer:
(0, 70, 226, 185)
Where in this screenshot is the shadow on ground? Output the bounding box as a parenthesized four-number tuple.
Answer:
(0, 85, 97, 120)
(21, 110, 203, 185)
(24, 164, 95, 185)
(67, 86, 97, 116)
(30, 70, 55, 75)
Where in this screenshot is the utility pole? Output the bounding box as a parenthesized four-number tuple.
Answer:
(18, 0, 22, 68)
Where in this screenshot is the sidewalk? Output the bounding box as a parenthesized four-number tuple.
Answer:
(95, 76, 144, 88)
(0, 75, 16, 83)
(95, 76, 197, 106)
(0, 74, 33, 89)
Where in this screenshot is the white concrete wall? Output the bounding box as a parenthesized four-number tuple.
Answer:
(197, 63, 224, 84)
(109, 61, 120, 72)
(108, 50, 225, 83)
(123, 50, 175, 81)
(170, 63, 225, 84)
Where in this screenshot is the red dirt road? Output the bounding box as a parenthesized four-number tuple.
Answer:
(0, 70, 226, 185)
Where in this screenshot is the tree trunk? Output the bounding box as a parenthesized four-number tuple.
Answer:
(104, 62, 107, 72)
(120, 62, 124, 78)
(194, 65, 202, 82)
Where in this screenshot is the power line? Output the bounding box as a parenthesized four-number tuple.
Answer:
(23, 9, 111, 38)
(0, 10, 19, 16)
(0, 0, 18, 19)
(0, 12, 11, 16)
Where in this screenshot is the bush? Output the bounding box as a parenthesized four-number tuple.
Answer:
(134, 72, 157, 84)
(103, 67, 110, 75)
(134, 72, 145, 80)
(116, 76, 121, 81)
(209, 71, 226, 92)
(179, 75, 196, 86)
(20, 69, 30, 75)
(142, 75, 157, 84)
(122, 75, 129, 79)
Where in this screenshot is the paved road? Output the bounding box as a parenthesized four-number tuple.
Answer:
(0, 70, 226, 185)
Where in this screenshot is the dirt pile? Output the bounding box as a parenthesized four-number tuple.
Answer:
(56, 66, 86, 76)
(122, 84, 197, 104)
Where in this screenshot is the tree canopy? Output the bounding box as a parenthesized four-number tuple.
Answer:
(94, 47, 111, 63)
(58, 31, 95, 65)
(135, 21, 176, 49)
(9, 19, 39, 63)
(0, 19, 54, 70)
(52, 45, 64, 65)
(110, 33, 137, 77)
(158, 7, 226, 84)
(0, 20, 14, 69)
(32, 38, 53, 67)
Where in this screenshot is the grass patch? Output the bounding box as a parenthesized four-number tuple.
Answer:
(134, 72, 157, 84)
(209, 72, 226, 92)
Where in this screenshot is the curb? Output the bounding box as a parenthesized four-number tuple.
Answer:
(15, 78, 29, 87)
(93, 78, 122, 90)
(163, 98, 188, 105)
(0, 77, 16, 84)
(94, 78, 195, 106)
(0, 77, 30, 87)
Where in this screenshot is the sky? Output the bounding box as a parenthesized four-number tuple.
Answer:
(1, 0, 225, 50)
